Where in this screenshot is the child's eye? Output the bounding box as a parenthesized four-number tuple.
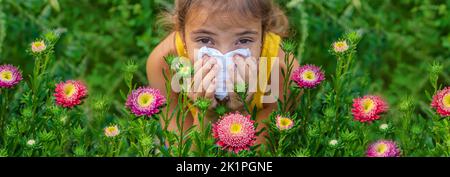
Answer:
(196, 38, 214, 45)
(236, 38, 254, 45)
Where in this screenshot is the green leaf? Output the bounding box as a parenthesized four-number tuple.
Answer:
(48, 0, 61, 12)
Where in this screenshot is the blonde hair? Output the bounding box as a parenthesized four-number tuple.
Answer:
(161, 0, 289, 37)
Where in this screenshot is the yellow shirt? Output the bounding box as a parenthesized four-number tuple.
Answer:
(174, 32, 281, 115)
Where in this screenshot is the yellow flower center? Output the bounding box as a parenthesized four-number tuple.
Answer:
(0, 71, 13, 81)
(31, 41, 46, 53)
(34, 42, 43, 47)
(302, 70, 316, 81)
(443, 94, 450, 108)
(376, 143, 388, 154)
(335, 42, 346, 48)
(279, 117, 293, 128)
(334, 41, 349, 52)
(106, 127, 117, 133)
(230, 123, 242, 135)
(362, 99, 375, 114)
(63, 84, 76, 98)
(138, 93, 154, 107)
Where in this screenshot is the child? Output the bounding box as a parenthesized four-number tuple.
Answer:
(146, 0, 298, 144)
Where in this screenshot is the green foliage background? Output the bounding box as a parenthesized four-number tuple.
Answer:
(2, 0, 449, 111)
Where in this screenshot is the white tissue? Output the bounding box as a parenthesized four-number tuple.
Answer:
(196, 46, 252, 100)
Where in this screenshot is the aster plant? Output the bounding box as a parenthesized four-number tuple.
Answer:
(0, 64, 23, 143)
(212, 112, 256, 154)
(291, 64, 325, 89)
(329, 31, 362, 136)
(291, 64, 325, 131)
(431, 87, 450, 117)
(104, 125, 120, 138)
(0, 64, 23, 89)
(126, 87, 166, 118)
(266, 112, 299, 157)
(191, 97, 216, 156)
(351, 95, 389, 123)
(27, 30, 62, 127)
(366, 140, 401, 157)
(54, 80, 88, 108)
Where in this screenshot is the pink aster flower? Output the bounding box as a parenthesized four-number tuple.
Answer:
(352, 95, 388, 123)
(332, 40, 349, 53)
(104, 125, 120, 137)
(212, 112, 256, 153)
(291, 64, 325, 88)
(0, 64, 23, 88)
(431, 87, 450, 117)
(54, 80, 88, 108)
(126, 87, 166, 117)
(367, 140, 400, 157)
(276, 115, 294, 131)
(31, 41, 47, 53)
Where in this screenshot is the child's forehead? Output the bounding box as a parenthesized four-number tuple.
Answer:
(185, 8, 262, 33)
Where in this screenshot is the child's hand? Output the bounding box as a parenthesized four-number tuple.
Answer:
(188, 55, 219, 110)
(225, 55, 256, 110)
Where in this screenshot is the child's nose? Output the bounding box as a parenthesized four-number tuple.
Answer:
(217, 49, 229, 55)
(216, 46, 234, 55)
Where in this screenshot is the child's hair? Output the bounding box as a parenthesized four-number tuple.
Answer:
(162, 0, 289, 37)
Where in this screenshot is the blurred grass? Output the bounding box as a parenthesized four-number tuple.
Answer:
(0, 0, 449, 115)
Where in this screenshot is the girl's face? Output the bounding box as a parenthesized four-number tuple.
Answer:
(183, 9, 263, 61)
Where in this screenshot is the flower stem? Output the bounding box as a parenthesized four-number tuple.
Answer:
(177, 92, 189, 157)
(276, 134, 287, 157)
(0, 88, 8, 144)
(282, 50, 295, 112)
(304, 89, 312, 126)
(334, 58, 343, 136)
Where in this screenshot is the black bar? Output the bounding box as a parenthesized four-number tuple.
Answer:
(0, 157, 447, 176)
